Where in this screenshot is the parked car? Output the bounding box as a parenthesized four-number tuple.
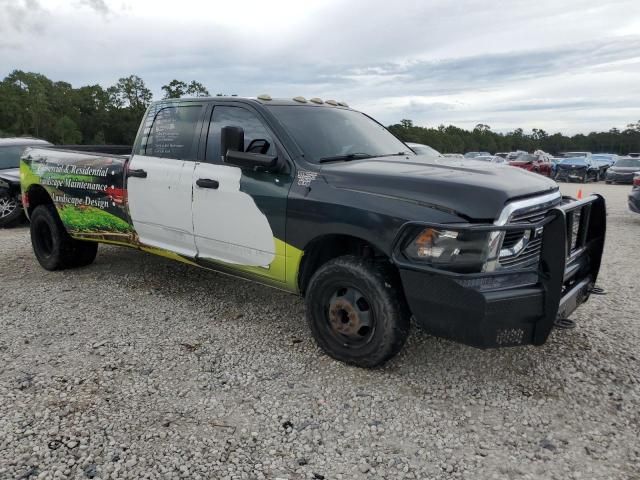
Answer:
(508, 150, 553, 176)
(628, 153, 640, 158)
(0, 137, 52, 227)
(495, 152, 509, 159)
(506, 150, 527, 161)
(562, 151, 592, 159)
(406, 142, 442, 157)
(555, 156, 601, 182)
(592, 154, 618, 177)
(464, 151, 491, 159)
(605, 157, 640, 184)
(628, 173, 640, 214)
(20, 96, 605, 367)
(443, 153, 464, 159)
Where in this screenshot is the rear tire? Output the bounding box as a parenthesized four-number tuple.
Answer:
(305, 255, 410, 368)
(30, 205, 98, 270)
(0, 192, 24, 228)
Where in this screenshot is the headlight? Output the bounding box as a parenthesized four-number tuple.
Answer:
(403, 227, 502, 273)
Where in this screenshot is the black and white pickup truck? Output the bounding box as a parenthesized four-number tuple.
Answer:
(20, 96, 606, 367)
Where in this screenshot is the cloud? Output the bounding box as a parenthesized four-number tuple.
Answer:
(1, 0, 640, 134)
(78, 0, 110, 15)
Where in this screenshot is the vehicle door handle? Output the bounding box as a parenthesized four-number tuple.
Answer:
(196, 178, 219, 189)
(127, 168, 147, 178)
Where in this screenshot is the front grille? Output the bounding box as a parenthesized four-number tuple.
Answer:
(498, 202, 557, 270)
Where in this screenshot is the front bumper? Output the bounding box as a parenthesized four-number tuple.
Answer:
(606, 172, 635, 183)
(555, 168, 586, 180)
(393, 195, 606, 348)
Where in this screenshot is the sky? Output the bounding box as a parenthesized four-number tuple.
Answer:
(1, 0, 640, 134)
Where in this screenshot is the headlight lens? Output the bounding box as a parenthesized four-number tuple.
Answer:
(403, 227, 500, 273)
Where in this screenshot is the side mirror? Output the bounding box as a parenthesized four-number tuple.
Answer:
(221, 125, 279, 171)
(220, 126, 245, 160)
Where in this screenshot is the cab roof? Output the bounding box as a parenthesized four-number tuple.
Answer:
(154, 96, 351, 108)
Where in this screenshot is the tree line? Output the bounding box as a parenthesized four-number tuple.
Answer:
(0, 70, 209, 145)
(1, 70, 640, 154)
(388, 120, 640, 155)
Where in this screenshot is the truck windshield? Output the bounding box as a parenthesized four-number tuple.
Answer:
(267, 106, 412, 163)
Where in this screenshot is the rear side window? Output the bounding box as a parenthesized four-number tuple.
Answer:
(0, 146, 27, 169)
(145, 106, 201, 160)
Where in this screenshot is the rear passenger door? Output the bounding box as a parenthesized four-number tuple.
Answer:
(191, 104, 291, 281)
(127, 103, 204, 256)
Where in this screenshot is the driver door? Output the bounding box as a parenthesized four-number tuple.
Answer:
(191, 104, 291, 282)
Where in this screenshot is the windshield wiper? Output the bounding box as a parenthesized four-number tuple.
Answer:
(318, 153, 373, 163)
(377, 152, 410, 157)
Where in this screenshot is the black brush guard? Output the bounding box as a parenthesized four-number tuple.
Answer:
(393, 194, 606, 348)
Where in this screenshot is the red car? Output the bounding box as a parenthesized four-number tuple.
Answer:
(508, 151, 553, 177)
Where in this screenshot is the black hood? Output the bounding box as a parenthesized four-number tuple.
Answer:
(320, 155, 558, 220)
(0, 168, 20, 184)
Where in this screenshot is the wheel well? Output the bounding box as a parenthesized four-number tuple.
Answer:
(298, 234, 394, 294)
(25, 185, 54, 217)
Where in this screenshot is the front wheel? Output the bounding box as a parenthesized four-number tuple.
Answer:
(0, 191, 24, 228)
(305, 255, 410, 368)
(581, 172, 588, 183)
(30, 205, 98, 270)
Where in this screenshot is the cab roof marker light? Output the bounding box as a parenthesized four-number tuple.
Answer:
(257, 94, 272, 101)
(309, 97, 323, 104)
(325, 99, 338, 106)
(293, 96, 307, 103)
(338, 101, 349, 107)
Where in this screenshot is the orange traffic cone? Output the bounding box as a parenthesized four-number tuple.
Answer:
(577, 189, 583, 199)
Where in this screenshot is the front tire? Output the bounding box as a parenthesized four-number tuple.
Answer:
(305, 255, 410, 368)
(0, 192, 24, 228)
(30, 205, 98, 270)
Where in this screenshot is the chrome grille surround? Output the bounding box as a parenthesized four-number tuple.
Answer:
(484, 191, 562, 272)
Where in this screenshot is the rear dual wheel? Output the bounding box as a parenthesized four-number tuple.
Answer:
(30, 205, 98, 270)
(305, 255, 410, 368)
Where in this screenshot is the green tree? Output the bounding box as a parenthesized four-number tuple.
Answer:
(186, 80, 209, 97)
(53, 116, 82, 144)
(161, 79, 188, 99)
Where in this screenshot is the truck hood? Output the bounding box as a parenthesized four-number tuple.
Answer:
(319, 155, 559, 220)
(0, 168, 20, 184)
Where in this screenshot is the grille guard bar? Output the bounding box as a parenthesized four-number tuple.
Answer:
(392, 194, 606, 345)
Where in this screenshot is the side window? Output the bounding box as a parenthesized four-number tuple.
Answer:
(145, 105, 201, 160)
(206, 106, 275, 163)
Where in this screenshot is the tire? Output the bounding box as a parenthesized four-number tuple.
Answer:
(595, 171, 600, 182)
(0, 191, 24, 228)
(605, 180, 611, 184)
(581, 172, 588, 183)
(305, 255, 410, 368)
(30, 205, 98, 271)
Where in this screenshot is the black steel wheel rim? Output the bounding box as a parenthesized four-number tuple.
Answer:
(325, 285, 376, 346)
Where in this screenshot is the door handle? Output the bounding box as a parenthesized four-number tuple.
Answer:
(127, 168, 147, 178)
(196, 178, 219, 189)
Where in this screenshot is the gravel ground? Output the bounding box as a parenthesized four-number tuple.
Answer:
(1, 183, 639, 480)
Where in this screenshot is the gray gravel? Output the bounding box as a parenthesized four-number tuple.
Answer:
(1, 183, 639, 480)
